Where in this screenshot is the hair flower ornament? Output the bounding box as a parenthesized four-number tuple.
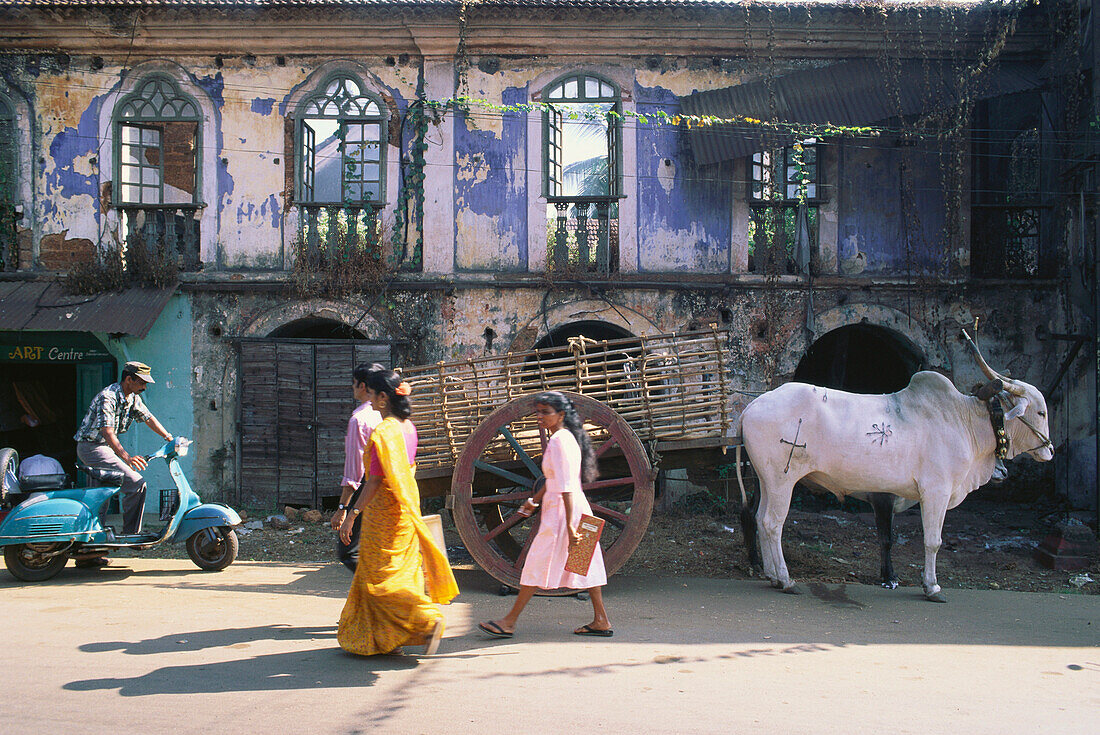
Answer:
(395, 381, 412, 396)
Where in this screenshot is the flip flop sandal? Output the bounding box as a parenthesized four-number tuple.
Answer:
(478, 621, 514, 639)
(424, 619, 445, 655)
(574, 624, 613, 637)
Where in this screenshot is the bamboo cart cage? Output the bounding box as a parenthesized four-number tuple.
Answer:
(399, 327, 736, 593)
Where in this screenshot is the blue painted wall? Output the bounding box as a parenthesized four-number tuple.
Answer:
(454, 86, 529, 271)
(635, 83, 732, 273)
(837, 142, 948, 275)
(100, 294, 194, 506)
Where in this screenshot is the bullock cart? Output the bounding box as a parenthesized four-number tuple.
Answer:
(401, 328, 735, 592)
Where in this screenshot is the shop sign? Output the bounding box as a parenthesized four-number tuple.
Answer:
(0, 332, 113, 363)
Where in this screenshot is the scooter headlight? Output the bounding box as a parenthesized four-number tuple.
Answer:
(173, 437, 191, 457)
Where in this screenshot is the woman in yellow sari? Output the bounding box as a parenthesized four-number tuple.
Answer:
(337, 369, 458, 656)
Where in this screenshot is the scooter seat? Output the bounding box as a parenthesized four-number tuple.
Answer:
(18, 473, 69, 491)
(76, 461, 126, 487)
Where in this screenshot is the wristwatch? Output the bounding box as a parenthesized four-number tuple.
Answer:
(338, 504, 348, 511)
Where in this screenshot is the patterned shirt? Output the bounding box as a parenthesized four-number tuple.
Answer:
(73, 382, 152, 444)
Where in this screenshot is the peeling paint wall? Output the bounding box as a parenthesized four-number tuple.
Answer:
(7, 55, 419, 271)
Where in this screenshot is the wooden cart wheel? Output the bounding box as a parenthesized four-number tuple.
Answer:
(451, 391, 654, 595)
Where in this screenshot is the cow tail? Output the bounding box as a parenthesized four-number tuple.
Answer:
(734, 443, 747, 507)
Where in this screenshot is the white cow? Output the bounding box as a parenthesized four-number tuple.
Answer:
(736, 334, 1054, 602)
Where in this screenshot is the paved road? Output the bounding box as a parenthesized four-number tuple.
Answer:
(1, 559, 1096, 734)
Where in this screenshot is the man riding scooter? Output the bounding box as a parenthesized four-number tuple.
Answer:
(73, 361, 174, 567)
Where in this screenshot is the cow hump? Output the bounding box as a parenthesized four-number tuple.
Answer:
(903, 371, 960, 398)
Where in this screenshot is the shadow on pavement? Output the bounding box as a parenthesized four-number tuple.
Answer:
(79, 623, 337, 655)
(63, 647, 417, 696)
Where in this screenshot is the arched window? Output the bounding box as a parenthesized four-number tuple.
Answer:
(114, 75, 202, 205)
(294, 74, 388, 267)
(297, 75, 386, 205)
(542, 73, 622, 275)
(111, 74, 203, 269)
(971, 94, 1044, 278)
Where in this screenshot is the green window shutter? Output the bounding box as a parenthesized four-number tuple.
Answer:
(544, 106, 563, 197)
(301, 121, 316, 201)
(606, 107, 621, 198)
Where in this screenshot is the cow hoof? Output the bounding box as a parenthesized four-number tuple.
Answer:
(881, 580, 899, 590)
(781, 584, 802, 595)
(925, 591, 947, 603)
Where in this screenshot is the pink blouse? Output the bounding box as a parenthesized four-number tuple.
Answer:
(366, 419, 418, 476)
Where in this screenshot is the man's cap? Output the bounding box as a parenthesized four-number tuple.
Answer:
(124, 361, 155, 384)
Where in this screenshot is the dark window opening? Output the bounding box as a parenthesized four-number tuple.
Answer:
(1, 95, 18, 272)
(793, 323, 925, 395)
(532, 320, 634, 351)
(971, 94, 1048, 278)
(0, 363, 81, 485)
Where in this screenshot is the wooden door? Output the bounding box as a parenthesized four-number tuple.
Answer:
(238, 340, 390, 508)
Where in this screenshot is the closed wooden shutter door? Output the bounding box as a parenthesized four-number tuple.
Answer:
(314, 343, 390, 497)
(239, 340, 391, 508)
(239, 342, 277, 505)
(275, 343, 314, 505)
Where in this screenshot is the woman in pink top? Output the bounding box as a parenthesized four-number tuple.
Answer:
(478, 391, 612, 639)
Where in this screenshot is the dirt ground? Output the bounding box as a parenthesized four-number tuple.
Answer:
(141, 493, 1099, 596)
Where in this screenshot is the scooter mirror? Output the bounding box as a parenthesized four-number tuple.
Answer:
(173, 437, 191, 457)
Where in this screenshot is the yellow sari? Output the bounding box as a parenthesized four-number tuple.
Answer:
(337, 417, 459, 655)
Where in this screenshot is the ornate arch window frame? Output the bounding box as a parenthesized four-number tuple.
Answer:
(110, 73, 204, 207)
(529, 69, 632, 276)
(293, 72, 389, 207)
(98, 64, 218, 265)
(540, 71, 623, 200)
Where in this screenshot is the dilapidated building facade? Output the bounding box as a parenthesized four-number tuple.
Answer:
(1, 0, 1096, 512)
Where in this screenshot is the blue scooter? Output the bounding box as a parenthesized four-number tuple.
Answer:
(0, 437, 241, 582)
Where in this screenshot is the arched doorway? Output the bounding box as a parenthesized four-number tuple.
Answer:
(237, 317, 388, 508)
(793, 323, 925, 394)
(267, 318, 365, 340)
(532, 320, 634, 350)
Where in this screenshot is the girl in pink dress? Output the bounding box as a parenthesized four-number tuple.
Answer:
(478, 391, 612, 638)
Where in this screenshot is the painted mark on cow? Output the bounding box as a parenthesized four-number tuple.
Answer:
(866, 422, 893, 446)
(779, 418, 806, 473)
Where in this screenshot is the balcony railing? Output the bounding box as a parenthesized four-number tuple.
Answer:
(748, 203, 817, 275)
(119, 205, 202, 271)
(971, 204, 1046, 278)
(547, 198, 618, 276)
(298, 204, 383, 269)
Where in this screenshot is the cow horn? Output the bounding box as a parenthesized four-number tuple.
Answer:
(962, 330, 1028, 397)
(962, 330, 1002, 381)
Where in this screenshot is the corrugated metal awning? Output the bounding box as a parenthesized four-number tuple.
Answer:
(0, 281, 177, 339)
(680, 60, 1045, 165)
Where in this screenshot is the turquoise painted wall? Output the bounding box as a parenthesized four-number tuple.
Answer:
(96, 293, 194, 508)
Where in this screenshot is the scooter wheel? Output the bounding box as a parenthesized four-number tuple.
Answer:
(0, 447, 19, 507)
(4, 543, 69, 582)
(186, 527, 238, 571)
